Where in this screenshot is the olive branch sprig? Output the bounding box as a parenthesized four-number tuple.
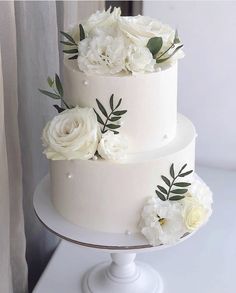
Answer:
(60, 24, 85, 60)
(147, 30, 183, 64)
(155, 163, 193, 201)
(94, 94, 127, 135)
(38, 74, 71, 113)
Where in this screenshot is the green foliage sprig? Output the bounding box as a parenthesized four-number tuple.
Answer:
(155, 163, 193, 201)
(60, 24, 85, 60)
(94, 94, 127, 134)
(147, 30, 183, 64)
(38, 74, 71, 113)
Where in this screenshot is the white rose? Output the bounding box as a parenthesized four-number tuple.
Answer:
(84, 7, 121, 36)
(78, 35, 127, 75)
(97, 131, 128, 161)
(182, 177, 213, 231)
(182, 197, 208, 231)
(126, 44, 155, 73)
(42, 107, 100, 160)
(119, 15, 175, 46)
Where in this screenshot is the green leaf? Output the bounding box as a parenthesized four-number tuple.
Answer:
(38, 89, 60, 100)
(96, 99, 108, 118)
(55, 74, 63, 97)
(110, 94, 114, 111)
(94, 109, 105, 125)
(79, 24, 85, 41)
(179, 170, 193, 177)
(179, 163, 187, 174)
(60, 31, 76, 44)
(68, 55, 78, 60)
(174, 182, 191, 187)
(156, 44, 184, 64)
(53, 105, 65, 113)
(47, 76, 54, 87)
(157, 185, 168, 195)
(115, 98, 122, 109)
(112, 130, 119, 135)
(169, 195, 185, 201)
(109, 116, 121, 122)
(60, 41, 75, 46)
(147, 37, 163, 56)
(155, 190, 166, 201)
(174, 29, 181, 44)
(63, 49, 78, 54)
(113, 110, 127, 116)
(106, 124, 121, 129)
(170, 163, 175, 178)
(161, 175, 171, 187)
(171, 189, 188, 194)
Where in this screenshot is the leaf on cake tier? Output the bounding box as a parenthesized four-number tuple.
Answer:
(169, 195, 185, 201)
(155, 190, 166, 201)
(156, 44, 183, 64)
(39, 74, 71, 113)
(94, 94, 127, 134)
(155, 163, 193, 201)
(147, 37, 163, 57)
(60, 31, 79, 59)
(79, 24, 85, 41)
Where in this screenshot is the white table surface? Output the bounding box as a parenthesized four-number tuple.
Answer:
(33, 166, 236, 293)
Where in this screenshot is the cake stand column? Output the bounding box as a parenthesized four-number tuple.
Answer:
(82, 252, 163, 293)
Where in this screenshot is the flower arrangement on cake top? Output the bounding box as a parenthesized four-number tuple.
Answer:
(61, 7, 184, 75)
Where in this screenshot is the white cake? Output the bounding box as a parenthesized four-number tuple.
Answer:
(40, 8, 212, 246)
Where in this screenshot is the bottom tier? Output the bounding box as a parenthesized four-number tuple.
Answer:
(50, 114, 196, 233)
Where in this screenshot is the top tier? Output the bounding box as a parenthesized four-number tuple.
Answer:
(64, 59, 177, 153)
(61, 7, 184, 154)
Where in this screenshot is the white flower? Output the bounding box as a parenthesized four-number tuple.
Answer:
(126, 44, 155, 73)
(140, 197, 186, 246)
(119, 15, 175, 47)
(182, 197, 208, 231)
(182, 178, 213, 231)
(42, 107, 100, 160)
(84, 7, 121, 36)
(188, 178, 213, 210)
(78, 35, 127, 75)
(97, 130, 127, 161)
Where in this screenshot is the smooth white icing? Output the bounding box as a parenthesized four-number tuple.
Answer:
(63, 59, 177, 153)
(50, 114, 196, 233)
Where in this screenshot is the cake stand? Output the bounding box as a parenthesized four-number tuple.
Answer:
(33, 175, 195, 293)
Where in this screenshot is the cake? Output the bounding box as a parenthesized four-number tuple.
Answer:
(39, 8, 212, 246)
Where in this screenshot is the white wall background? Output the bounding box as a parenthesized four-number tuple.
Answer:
(144, 1, 236, 171)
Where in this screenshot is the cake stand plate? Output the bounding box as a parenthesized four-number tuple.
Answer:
(33, 175, 195, 293)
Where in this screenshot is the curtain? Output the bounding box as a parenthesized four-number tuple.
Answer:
(0, 2, 28, 293)
(0, 1, 104, 292)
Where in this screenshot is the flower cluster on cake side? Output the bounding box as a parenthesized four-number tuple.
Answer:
(61, 7, 184, 75)
(40, 74, 128, 161)
(140, 164, 213, 246)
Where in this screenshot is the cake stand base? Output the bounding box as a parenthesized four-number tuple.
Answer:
(82, 252, 163, 293)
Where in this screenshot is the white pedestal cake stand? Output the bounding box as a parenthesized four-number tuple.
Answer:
(33, 175, 195, 293)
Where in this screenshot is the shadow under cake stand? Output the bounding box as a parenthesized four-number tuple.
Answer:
(34, 175, 195, 293)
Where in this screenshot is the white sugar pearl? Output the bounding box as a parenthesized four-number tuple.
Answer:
(92, 155, 98, 161)
(66, 173, 73, 179)
(83, 80, 89, 86)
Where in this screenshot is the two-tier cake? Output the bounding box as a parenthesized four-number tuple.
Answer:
(39, 8, 212, 246)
